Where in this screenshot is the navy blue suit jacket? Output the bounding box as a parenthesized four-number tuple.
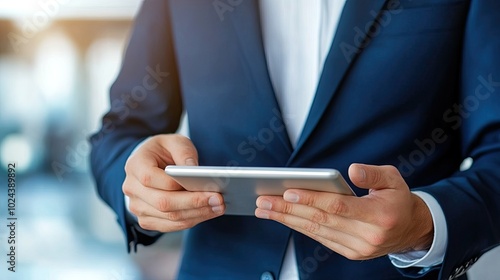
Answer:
(90, 0, 500, 279)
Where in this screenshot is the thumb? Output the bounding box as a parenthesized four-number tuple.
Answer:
(348, 163, 404, 191)
(158, 134, 199, 166)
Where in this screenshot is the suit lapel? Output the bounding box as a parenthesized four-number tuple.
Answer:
(227, 1, 293, 157)
(226, 0, 389, 164)
(288, 0, 388, 164)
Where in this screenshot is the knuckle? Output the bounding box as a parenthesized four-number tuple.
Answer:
(139, 172, 152, 187)
(122, 181, 132, 197)
(311, 210, 329, 224)
(328, 217, 342, 230)
(191, 194, 206, 209)
(165, 211, 183, 221)
(383, 165, 401, 179)
(371, 168, 383, 184)
(156, 197, 171, 212)
(283, 202, 294, 214)
(379, 215, 398, 230)
(326, 199, 347, 215)
(128, 202, 141, 216)
(138, 218, 154, 231)
(359, 246, 377, 259)
(385, 165, 400, 174)
(304, 221, 321, 234)
(366, 231, 387, 247)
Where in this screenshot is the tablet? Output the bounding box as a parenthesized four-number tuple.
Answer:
(165, 166, 355, 216)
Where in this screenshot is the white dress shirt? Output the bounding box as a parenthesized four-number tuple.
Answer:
(126, 1, 448, 278)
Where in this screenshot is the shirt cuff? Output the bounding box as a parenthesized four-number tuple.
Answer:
(388, 191, 448, 268)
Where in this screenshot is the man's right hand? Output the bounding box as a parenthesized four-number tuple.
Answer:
(123, 134, 225, 232)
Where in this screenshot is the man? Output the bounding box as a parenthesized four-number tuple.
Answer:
(90, 0, 500, 279)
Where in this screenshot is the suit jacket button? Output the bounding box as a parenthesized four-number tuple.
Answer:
(261, 271, 275, 280)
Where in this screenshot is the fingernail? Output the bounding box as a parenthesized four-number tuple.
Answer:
(284, 192, 299, 203)
(209, 196, 221, 207)
(255, 210, 269, 219)
(258, 199, 272, 210)
(357, 165, 367, 182)
(212, 205, 224, 213)
(185, 158, 197, 166)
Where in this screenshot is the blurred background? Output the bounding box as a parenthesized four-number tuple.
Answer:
(0, 1, 498, 280)
(0, 1, 182, 279)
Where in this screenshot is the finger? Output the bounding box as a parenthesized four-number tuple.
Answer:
(157, 134, 199, 166)
(310, 230, 387, 260)
(279, 190, 361, 219)
(309, 232, 380, 260)
(255, 208, 370, 259)
(125, 135, 199, 191)
(126, 178, 224, 212)
(137, 213, 222, 233)
(125, 151, 183, 191)
(256, 195, 364, 233)
(130, 197, 225, 221)
(348, 164, 404, 191)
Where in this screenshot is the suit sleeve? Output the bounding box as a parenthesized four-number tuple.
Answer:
(89, 0, 183, 251)
(400, 0, 500, 279)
